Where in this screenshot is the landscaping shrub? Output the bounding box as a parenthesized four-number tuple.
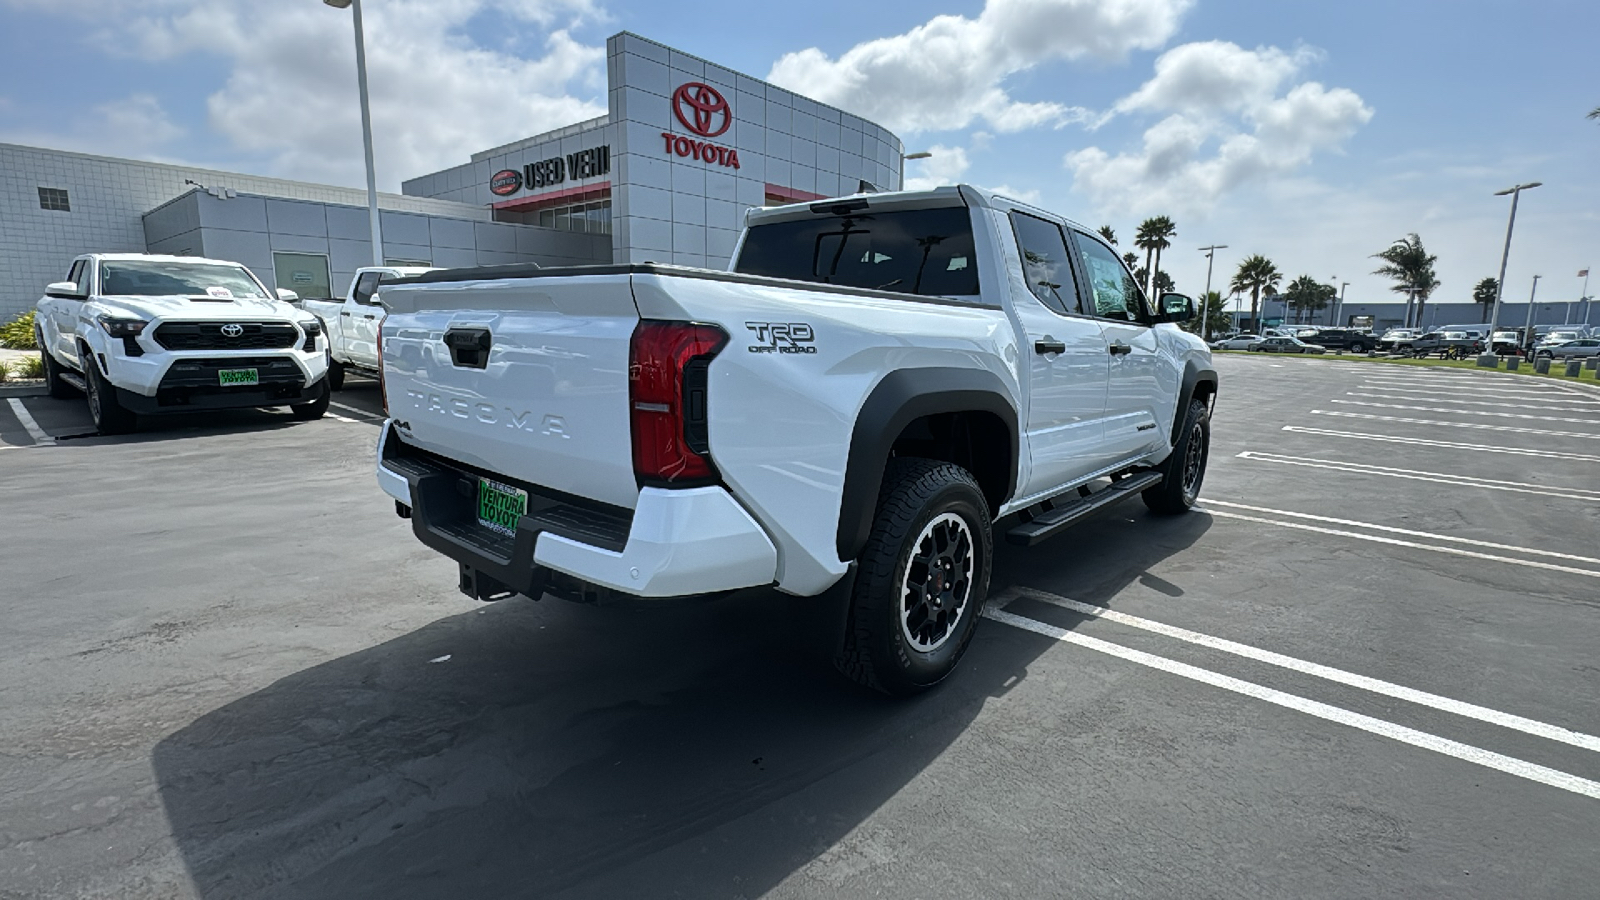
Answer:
(0, 311, 39, 350)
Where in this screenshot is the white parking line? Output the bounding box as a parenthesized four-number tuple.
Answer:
(984, 608, 1600, 800)
(1202, 499, 1600, 566)
(1331, 399, 1600, 424)
(330, 401, 384, 422)
(1280, 426, 1600, 463)
(1357, 381, 1599, 401)
(1199, 508, 1600, 579)
(1346, 392, 1600, 413)
(1234, 451, 1600, 501)
(1310, 410, 1600, 440)
(997, 586, 1600, 753)
(6, 398, 54, 446)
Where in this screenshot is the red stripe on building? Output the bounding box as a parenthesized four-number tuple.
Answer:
(763, 183, 829, 204)
(492, 181, 612, 211)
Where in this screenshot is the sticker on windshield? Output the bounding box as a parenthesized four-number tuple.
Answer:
(205, 286, 234, 299)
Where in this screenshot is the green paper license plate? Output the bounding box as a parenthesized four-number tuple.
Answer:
(477, 477, 528, 536)
(218, 368, 259, 387)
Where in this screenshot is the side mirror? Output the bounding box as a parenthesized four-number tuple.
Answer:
(45, 281, 81, 299)
(1157, 292, 1195, 323)
(276, 288, 299, 302)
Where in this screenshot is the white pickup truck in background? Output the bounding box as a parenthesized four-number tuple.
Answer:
(299, 265, 434, 390)
(34, 253, 330, 433)
(373, 185, 1218, 694)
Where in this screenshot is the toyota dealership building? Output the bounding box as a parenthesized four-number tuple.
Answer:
(0, 32, 906, 319)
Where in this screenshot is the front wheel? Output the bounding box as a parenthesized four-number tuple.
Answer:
(1143, 398, 1210, 514)
(291, 379, 331, 420)
(835, 459, 992, 696)
(85, 359, 137, 435)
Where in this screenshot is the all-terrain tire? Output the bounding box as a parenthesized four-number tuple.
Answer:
(37, 329, 79, 399)
(834, 458, 992, 696)
(84, 356, 137, 435)
(291, 379, 331, 420)
(1142, 398, 1210, 515)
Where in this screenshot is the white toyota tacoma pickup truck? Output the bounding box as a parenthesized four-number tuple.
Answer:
(373, 186, 1218, 693)
(298, 265, 435, 390)
(35, 253, 330, 433)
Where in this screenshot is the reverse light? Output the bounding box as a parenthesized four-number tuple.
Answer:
(629, 320, 727, 486)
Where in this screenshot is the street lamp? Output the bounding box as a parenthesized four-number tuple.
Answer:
(1484, 182, 1542, 360)
(1522, 274, 1542, 348)
(325, 0, 384, 267)
(1336, 281, 1349, 327)
(902, 151, 933, 161)
(1199, 244, 1227, 338)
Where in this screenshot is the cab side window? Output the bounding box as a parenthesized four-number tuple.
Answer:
(1073, 234, 1148, 322)
(1009, 212, 1081, 316)
(65, 260, 88, 296)
(351, 271, 384, 305)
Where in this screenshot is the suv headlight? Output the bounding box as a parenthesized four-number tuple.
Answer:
(298, 319, 323, 336)
(96, 315, 148, 339)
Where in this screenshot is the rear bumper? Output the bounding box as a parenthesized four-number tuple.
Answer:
(375, 424, 778, 599)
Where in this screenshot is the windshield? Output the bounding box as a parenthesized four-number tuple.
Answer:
(733, 206, 980, 298)
(98, 260, 267, 299)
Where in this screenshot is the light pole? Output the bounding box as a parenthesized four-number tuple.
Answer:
(1485, 182, 1542, 356)
(1522, 274, 1541, 349)
(326, 0, 384, 267)
(1199, 244, 1227, 338)
(1336, 282, 1349, 326)
(1581, 267, 1593, 326)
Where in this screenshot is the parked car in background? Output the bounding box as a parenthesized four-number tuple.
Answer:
(1299, 328, 1377, 353)
(33, 253, 330, 433)
(1408, 331, 1482, 358)
(1536, 338, 1600, 360)
(1249, 335, 1327, 354)
(1490, 330, 1523, 355)
(1376, 329, 1420, 353)
(1210, 333, 1262, 351)
(298, 265, 436, 389)
(1533, 330, 1586, 352)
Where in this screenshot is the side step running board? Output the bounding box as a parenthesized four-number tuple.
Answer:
(60, 372, 88, 393)
(1005, 471, 1163, 547)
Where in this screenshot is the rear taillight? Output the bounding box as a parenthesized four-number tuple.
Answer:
(377, 319, 388, 415)
(629, 320, 727, 486)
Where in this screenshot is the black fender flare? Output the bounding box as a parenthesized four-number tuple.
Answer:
(1172, 360, 1219, 446)
(836, 367, 1018, 562)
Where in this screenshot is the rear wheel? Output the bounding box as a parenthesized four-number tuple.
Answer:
(835, 459, 992, 696)
(37, 330, 79, 399)
(291, 379, 331, 420)
(1143, 398, 1210, 514)
(84, 358, 137, 435)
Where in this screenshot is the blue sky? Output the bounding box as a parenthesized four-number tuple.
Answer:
(2, 0, 1595, 309)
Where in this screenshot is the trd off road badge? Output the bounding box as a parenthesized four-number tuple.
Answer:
(745, 322, 817, 354)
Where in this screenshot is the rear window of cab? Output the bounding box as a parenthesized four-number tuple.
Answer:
(733, 206, 980, 298)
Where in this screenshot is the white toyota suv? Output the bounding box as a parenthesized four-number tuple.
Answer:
(35, 253, 330, 433)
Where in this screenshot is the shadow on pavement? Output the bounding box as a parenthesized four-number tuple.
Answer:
(153, 508, 1210, 899)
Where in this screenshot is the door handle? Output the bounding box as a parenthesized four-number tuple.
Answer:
(1109, 341, 1132, 356)
(1034, 337, 1067, 355)
(339, 311, 352, 317)
(363, 314, 376, 319)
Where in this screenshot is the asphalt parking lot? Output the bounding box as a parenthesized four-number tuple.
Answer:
(2, 358, 1598, 899)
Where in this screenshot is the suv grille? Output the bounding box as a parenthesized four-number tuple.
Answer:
(153, 322, 299, 351)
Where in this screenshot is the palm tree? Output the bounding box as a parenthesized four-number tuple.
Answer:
(1122, 251, 1140, 271)
(1284, 275, 1334, 323)
(1590, 106, 1600, 120)
(1473, 277, 1498, 323)
(1098, 225, 1117, 245)
(1135, 216, 1176, 298)
(1372, 233, 1440, 327)
(1229, 254, 1282, 331)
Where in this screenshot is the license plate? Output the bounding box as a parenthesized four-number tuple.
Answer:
(476, 477, 528, 536)
(218, 368, 259, 387)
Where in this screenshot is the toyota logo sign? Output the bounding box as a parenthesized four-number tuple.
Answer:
(220, 323, 244, 338)
(672, 82, 730, 138)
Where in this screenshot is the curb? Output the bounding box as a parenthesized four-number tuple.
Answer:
(0, 382, 48, 398)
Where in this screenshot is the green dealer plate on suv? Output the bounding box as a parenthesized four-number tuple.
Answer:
(477, 477, 528, 536)
(217, 368, 259, 387)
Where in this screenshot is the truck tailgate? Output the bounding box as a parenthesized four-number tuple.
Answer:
(381, 273, 640, 510)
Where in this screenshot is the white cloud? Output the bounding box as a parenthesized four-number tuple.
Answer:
(902, 145, 970, 191)
(0, 92, 185, 158)
(1066, 41, 1372, 218)
(768, 0, 1192, 135)
(9, 0, 607, 190)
